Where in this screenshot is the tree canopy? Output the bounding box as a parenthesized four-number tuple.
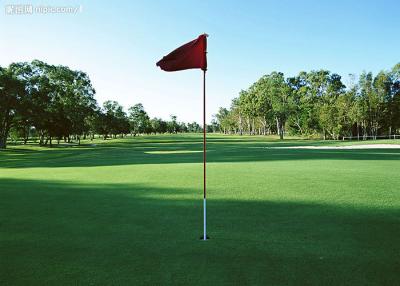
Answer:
(0, 60, 203, 148)
(215, 64, 400, 140)
(2, 60, 399, 148)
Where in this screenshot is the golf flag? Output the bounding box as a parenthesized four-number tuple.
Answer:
(156, 34, 209, 241)
(156, 34, 207, 72)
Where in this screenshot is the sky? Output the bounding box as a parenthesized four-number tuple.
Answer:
(1, 0, 399, 123)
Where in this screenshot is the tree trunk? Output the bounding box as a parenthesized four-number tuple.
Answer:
(39, 131, 45, 145)
(247, 116, 251, 135)
(294, 119, 303, 135)
(0, 122, 11, 148)
(23, 126, 29, 144)
(276, 117, 284, 140)
(0, 135, 6, 149)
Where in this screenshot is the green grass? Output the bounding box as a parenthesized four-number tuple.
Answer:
(1, 134, 400, 285)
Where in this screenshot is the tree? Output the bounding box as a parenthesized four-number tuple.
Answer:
(253, 79, 273, 135)
(209, 118, 220, 133)
(358, 71, 390, 139)
(12, 60, 55, 145)
(150, 117, 167, 134)
(46, 66, 97, 144)
(179, 122, 188, 133)
(215, 107, 231, 134)
(0, 66, 25, 148)
(167, 115, 179, 133)
(390, 63, 400, 134)
(258, 72, 293, 139)
(238, 89, 258, 135)
(318, 73, 345, 139)
(187, 122, 202, 133)
(6, 60, 99, 146)
(373, 71, 392, 136)
(103, 100, 129, 138)
(287, 72, 310, 135)
(128, 103, 150, 135)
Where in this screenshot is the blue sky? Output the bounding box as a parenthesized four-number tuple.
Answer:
(1, 0, 399, 123)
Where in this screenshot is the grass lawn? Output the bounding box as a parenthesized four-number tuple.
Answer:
(1, 134, 400, 285)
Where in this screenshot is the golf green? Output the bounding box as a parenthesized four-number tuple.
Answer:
(1, 134, 399, 285)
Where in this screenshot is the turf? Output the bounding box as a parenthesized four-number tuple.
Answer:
(1, 134, 400, 285)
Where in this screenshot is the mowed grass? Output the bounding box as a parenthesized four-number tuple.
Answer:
(1, 134, 400, 285)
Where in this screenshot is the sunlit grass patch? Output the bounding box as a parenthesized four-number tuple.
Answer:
(145, 150, 203, 154)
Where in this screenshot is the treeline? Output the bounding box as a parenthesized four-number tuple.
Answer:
(2, 60, 399, 148)
(214, 64, 400, 139)
(0, 60, 203, 149)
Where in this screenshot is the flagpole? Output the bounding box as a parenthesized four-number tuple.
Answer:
(203, 69, 207, 241)
(155, 34, 208, 241)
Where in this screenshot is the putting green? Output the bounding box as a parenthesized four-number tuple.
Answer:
(1, 134, 399, 285)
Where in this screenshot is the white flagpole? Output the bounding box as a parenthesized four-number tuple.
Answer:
(203, 69, 207, 241)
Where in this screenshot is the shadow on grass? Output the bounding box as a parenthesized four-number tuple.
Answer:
(1, 135, 400, 169)
(1, 178, 399, 285)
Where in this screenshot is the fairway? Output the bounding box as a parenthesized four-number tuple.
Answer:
(1, 134, 400, 285)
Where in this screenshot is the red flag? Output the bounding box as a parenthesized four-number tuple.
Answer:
(156, 34, 207, 72)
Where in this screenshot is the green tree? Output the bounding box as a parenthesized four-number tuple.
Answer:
(390, 63, 400, 134)
(167, 115, 179, 133)
(103, 100, 129, 138)
(150, 117, 167, 134)
(260, 72, 293, 139)
(287, 71, 312, 135)
(0, 66, 26, 148)
(128, 103, 150, 135)
(215, 107, 230, 134)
